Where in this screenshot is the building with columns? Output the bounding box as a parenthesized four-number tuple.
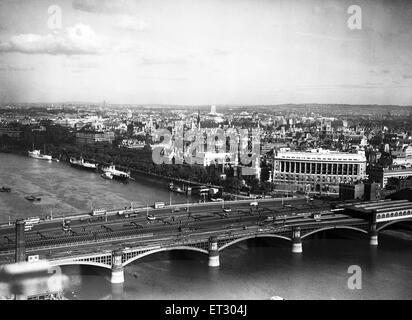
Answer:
(272, 148, 367, 193)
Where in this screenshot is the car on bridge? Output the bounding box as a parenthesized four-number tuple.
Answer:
(91, 208, 106, 216)
(311, 213, 322, 221)
(154, 202, 165, 209)
(147, 214, 156, 221)
(250, 201, 258, 207)
(25, 217, 40, 224)
(223, 207, 232, 213)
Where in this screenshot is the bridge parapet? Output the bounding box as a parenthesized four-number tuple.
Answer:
(48, 251, 112, 269)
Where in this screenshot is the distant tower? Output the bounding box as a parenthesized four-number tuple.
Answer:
(255, 156, 261, 180)
(197, 110, 201, 129)
(210, 105, 217, 114)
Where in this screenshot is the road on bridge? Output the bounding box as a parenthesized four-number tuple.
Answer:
(0, 198, 363, 264)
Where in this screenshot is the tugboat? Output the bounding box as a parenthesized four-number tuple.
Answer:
(25, 195, 41, 202)
(28, 145, 52, 161)
(102, 165, 131, 181)
(146, 214, 156, 221)
(70, 157, 98, 171)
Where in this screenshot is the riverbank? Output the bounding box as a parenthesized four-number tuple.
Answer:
(1, 147, 249, 200)
(1, 142, 273, 197)
(1, 147, 194, 187)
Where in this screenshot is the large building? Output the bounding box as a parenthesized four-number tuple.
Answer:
(76, 130, 115, 145)
(369, 166, 412, 188)
(272, 148, 367, 193)
(0, 127, 22, 139)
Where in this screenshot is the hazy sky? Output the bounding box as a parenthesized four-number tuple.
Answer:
(0, 0, 411, 105)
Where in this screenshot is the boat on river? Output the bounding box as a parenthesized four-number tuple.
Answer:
(102, 165, 130, 181)
(25, 195, 41, 202)
(28, 144, 52, 161)
(70, 157, 98, 171)
(0, 186, 11, 192)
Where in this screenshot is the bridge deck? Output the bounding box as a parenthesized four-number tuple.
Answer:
(1, 198, 409, 266)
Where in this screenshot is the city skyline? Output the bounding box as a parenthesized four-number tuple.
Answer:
(1, 0, 412, 303)
(0, 0, 412, 106)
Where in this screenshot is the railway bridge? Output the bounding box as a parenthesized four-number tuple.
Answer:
(3, 199, 412, 284)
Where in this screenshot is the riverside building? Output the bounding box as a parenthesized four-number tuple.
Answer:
(272, 148, 367, 193)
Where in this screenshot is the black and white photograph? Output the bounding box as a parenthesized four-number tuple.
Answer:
(0, 0, 411, 304)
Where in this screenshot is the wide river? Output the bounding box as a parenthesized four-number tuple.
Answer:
(0, 153, 411, 300)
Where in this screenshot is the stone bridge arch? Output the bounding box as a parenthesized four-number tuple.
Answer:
(123, 246, 209, 267)
(377, 218, 412, 232)
(50, 260, 112, 270)
(301, 226, 368, 239)
(218, 234, 292, 252)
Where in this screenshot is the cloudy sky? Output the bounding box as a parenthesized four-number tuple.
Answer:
(0, 0, 411, 106)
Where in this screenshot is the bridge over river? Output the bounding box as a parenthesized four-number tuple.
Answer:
(1, 198, 412, 284)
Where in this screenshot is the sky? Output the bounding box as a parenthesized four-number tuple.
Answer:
(0, 0, 411, 106)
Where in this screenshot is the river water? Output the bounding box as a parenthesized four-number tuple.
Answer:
(0, 153, 189, 221)
(1, 153, 412, 300)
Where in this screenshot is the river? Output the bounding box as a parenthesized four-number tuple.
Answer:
(1, 153, 412, 300)
(0, 153, 190, 221)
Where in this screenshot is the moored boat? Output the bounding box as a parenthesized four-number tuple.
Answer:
(102, 165, 130, 181)
(0, 186, 11, 192)
(28, 150, 52, 161)
(169, 185, 185, 193)
(70, 157, 98, 171)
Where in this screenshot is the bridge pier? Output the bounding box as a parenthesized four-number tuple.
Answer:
(369, 222, 378, 246)
(292, 227, 302, 254)
(110, 249, 124, 284)
(208, 236, 220, 267)
(15, 219, 26, 263)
